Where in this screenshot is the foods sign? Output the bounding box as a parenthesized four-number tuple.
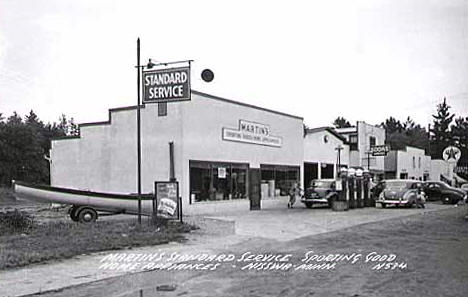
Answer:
(143, 67, 190, 103)
(222, 120, 282, 147)
(370, 145, 390, 156)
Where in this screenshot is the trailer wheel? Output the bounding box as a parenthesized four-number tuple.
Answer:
(78, 207, 98, 223)
(69, 206, 79, 222)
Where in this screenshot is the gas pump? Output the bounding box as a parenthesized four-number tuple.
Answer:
(348, 168, 356, 209)
(356, 168, 363, 208)
(331, 167, 349, 211)
(339, 167, 348, 202)
(363, 169, 370, 207)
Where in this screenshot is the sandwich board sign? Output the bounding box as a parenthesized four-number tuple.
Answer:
(143, 67, 191, 103)
(154, 181, 179, 219)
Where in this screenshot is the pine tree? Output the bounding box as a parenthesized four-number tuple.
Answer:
(451, 116, 468, 165)
(430, 97, 455, 159)
(333, 117, 352, 128)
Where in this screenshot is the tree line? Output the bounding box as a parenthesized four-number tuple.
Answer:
(1, 97, 466, 187)
(0, 111, 79, 186)
(333, 98, 468, 165)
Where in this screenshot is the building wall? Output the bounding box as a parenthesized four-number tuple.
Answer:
(303, 129, 349, 178)
(395, 146, 431, 180)
(51, 103, 184, 194)
(430, 159, 450, 182)
(179, 93, 304, 205)
(335, 121, 386, 172)
(51, 92, 304, 211)
(357, 121, 386, 172)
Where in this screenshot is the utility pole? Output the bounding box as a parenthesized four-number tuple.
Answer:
(136, 38, 142, 224)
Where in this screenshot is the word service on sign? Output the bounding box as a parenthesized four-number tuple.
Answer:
(143, 67, 190, 103)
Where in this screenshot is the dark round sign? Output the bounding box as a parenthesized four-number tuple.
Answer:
(201, 69, 214, 82)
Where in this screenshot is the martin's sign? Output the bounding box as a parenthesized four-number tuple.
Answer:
(222, 120, 282, 147)
(143, 67, 190, 103)
(370, 145, 390, 156)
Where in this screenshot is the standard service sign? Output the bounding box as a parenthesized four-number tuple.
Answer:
(143, 66, 190, 103)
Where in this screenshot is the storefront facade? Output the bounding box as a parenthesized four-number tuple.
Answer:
(335, 121, 386, 177)
(303, 127, 350, 187)
(384, 146, 431, 180)
(51, 91, 304, 213)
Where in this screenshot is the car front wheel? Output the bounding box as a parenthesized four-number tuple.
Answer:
(305, 202, 313, 208)
(442, 195, 452, 204)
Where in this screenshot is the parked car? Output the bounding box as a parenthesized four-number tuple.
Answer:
(376, 180, 425, 208)
(423, 181, 467, 204)
(301, 179, 339, 208)
(460, 183, 468, 196)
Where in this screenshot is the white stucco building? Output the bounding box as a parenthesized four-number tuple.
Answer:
(335, 121, 386, 176)
(51, 91, 304, 214)
(303, 127, 349, 186)
(384, 146, 431, 180)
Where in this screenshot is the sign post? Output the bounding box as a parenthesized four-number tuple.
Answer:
(443, 146, 461, 186)
(134, 39, 192, 225)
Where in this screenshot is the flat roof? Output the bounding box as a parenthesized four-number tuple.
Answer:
(78, 90, 302, 129)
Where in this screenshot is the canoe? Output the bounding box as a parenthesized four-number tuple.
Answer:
(12, 181, 155, 216)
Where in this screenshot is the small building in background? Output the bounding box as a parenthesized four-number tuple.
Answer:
(384, 146, 431, 180)
(335, 121, 386, 178)
(303, 127, 349, 187)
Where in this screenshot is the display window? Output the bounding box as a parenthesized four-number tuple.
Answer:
(260, 164, 300, 196)
(189, 160, 248, 202)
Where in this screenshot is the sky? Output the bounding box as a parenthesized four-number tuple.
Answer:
(0, 0, 467, 128)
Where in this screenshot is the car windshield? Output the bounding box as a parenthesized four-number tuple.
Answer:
(312, 180, 333, 188)
(385, 181, 412, 190)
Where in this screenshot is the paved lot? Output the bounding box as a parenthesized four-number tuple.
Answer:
(0, 202, 455, 297)
(209, 197, 452, 241)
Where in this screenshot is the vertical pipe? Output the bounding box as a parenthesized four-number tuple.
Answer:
(169, 142, 175, 181)
(137, 38, 142, 224)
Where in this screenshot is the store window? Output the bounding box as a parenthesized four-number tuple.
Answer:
(349, 134, 358, 151)
(320, 163, 334, 179)
(412, 156, 416, 169)
(189, 160, 248, 202)
(260, 164, 300, 196)
(158, 102, 167, 116)
(369, 136, 376, 148)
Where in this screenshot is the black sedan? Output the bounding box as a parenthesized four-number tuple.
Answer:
(423, 181, 467, 204)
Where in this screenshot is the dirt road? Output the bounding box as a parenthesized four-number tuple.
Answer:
(28, 205, 468, 297)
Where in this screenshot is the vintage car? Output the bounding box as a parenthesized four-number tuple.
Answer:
(376, 180, 425, 208)
(301, 179, 339, 208)
(423, 181, 467, 204)
(461, 183, 468, 196)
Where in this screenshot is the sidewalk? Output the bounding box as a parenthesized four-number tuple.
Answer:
(0, 203, 454, 297)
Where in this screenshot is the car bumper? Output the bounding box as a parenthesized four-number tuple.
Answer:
(301, 198, 328, 203)
(376, 200, 409, 205)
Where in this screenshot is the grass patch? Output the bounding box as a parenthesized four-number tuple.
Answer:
(0, 210, 35, 235)
(0, 213, 198, 270)
(0, 187, 16, 204)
